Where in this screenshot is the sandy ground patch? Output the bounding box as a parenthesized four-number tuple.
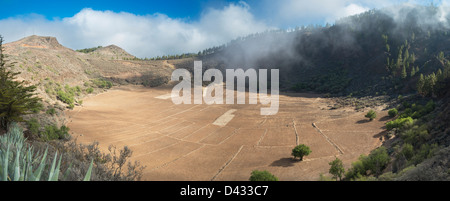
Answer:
(67, 85, 390, 181)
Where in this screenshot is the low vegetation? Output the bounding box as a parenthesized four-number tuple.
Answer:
(344, 147, 390, 180)
(388, 108, 398, 117)
(0, 123, 93, 181)
(365, 110, 377, 121)
(249, 170, 278, 181)
(76, 46, 103, 54)
(91, 78, 113, 89)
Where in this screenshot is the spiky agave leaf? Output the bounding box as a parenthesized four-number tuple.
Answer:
(34, 147, 48, 181)
(1, 144, 10, 181)
(12, 147, 20, 181)
(49, 155, 62, 181)
(83, 159, 94, 181)
(47, 151, 58, 181)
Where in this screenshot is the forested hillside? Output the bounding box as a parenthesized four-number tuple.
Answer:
(198, 5, 450, 97)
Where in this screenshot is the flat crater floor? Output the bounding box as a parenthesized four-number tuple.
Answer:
(67, 85, 389, 181)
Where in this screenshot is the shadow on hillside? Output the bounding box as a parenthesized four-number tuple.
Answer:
(379, 116, 392, 121)
(356, 119, 371, 124)
(270, 158, 296, 167)
(373, 130, 388, 139)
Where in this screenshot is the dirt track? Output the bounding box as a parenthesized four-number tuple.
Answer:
(67, 85, 389, 181)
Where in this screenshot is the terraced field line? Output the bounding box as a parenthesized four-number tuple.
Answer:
(210, 145, 244, 181)
(312, 123, 344, 155)
(150, 144, 206, 171)
(155, 93, 172, 100)
(257, 129, 268, 146)
(293, 119, 299, 146)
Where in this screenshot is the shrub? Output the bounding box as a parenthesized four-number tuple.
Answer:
(386, 117, 414, 130)
(345, 147, 390, 180)
(400, 143, 414, 161)
(92, 79, 113, 89)
(409, 143, 438, 165)
(365, 110, 377, 121)
(40, 125, 70, 141)
(388, 108, 398, 117)
(399, 124, 429, 145)
(363, 147, 390, 176)
(31, 102, 44, 113)
(249, 170, 278, 181)
(46, 108, 56, 116)
(291, 144, 312, 161)
(86, 87, 94, 94)
(46, 141, 145, 181)
(27, 118, 40, 135)
(57, 90, 75, 105)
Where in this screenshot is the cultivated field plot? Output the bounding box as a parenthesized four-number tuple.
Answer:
(67, 85, 389, 181)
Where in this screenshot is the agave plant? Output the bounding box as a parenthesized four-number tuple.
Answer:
(0, 123, 93, 181)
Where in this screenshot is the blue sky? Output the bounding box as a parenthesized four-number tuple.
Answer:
(0, 0, 245, 22)
(0, 0, 442, 57)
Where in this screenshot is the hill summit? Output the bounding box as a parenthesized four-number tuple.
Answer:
(7, 35, 66, 50)
(93, 45, 135, 60)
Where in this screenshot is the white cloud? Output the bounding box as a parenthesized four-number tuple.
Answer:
(0, 3, 269, 58)
(258, 0, 406, 27)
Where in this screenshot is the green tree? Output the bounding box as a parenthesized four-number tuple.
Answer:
(249, 170, 278, 181)
(365, 110, 377, 121)
(410, 66, 416, 77)
(401, 65, 407, 79)
(0, 36, 42, 130)
(291, 144, 312, 161)
(328, 158, 345, 181)
(423, 73, 437, 96)
(417, 74, 425, 95)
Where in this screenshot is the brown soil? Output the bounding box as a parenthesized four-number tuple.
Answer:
(66, 85, 389, 181)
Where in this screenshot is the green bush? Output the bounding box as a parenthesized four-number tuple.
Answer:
(86, 87, 94, 94)
(399, 100, 435, 119)
(40, 125, 70, 141)
(365, 110, 377, 121)
(399, 143, 414, 161)
(399, 124, 429, 145)
(249, 170, 278, 181)
(92, 79, 113, 89)
(291, 144, 312, 161)
(57, 90, 75, 105)
(26, 118, 40, 135)
(46, 108, 56, 116)
(388, 108, 398, 117)
(386, 117, 414, 130)
(362, 147, 390, 176)
(345, 147, 390, 180)
(409, 143, 438, 165)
